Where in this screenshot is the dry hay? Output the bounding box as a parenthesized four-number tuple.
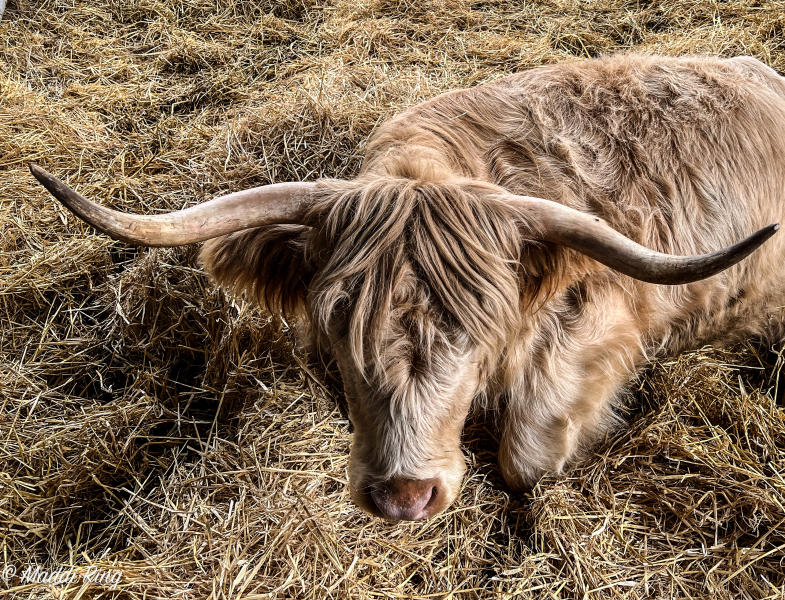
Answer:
(2, 0, 785, 598)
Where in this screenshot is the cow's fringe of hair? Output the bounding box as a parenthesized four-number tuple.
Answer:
(306, 171, 527, 377)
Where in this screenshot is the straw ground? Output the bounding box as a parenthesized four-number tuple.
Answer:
(2, 0, 785, 598)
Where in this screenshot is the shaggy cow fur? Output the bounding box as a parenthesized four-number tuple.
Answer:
(201, 54, 785, 518)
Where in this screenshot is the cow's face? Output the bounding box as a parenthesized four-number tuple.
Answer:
(296, 176, 525, 520)
(314, 269, 485, 521)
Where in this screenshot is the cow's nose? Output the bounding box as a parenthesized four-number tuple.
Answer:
(370, 477, 442, 521)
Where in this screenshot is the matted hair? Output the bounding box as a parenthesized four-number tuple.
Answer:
(307, 173, 525, 376)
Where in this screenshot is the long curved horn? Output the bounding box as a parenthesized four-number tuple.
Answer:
(30, 164, 317, 247)
(505, 194, 778, 285)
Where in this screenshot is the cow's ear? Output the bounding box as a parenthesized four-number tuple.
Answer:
(199, 225, 314, 316)
(519, 240, 600, 308)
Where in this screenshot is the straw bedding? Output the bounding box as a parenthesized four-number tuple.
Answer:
(1, 1, 785, 598)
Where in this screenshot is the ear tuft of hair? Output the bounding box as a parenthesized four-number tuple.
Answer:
(199, 225, 314, 316)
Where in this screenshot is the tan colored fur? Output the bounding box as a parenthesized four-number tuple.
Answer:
(201, 54, 785, 514)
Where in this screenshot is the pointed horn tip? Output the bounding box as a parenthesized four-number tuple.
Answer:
(755, 223, 779, 242)
(29, 163, 58, 189)
(29, 163, 46, 179)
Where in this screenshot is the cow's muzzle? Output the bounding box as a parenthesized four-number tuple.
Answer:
(369, 477, 444, 521)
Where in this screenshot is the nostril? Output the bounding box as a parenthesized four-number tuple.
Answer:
(425, 485, 438, 508)
(369, 487, 387, 514)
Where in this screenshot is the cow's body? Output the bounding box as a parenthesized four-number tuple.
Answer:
(36, 54, 785, 520)
(353, 54, 785, 488)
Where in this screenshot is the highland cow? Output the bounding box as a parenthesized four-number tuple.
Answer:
(31, 54, 785, 521)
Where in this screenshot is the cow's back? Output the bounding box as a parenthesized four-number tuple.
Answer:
(489, 55, 785, 349)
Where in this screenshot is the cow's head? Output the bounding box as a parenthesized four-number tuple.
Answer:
(30, 163, 776, 521)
